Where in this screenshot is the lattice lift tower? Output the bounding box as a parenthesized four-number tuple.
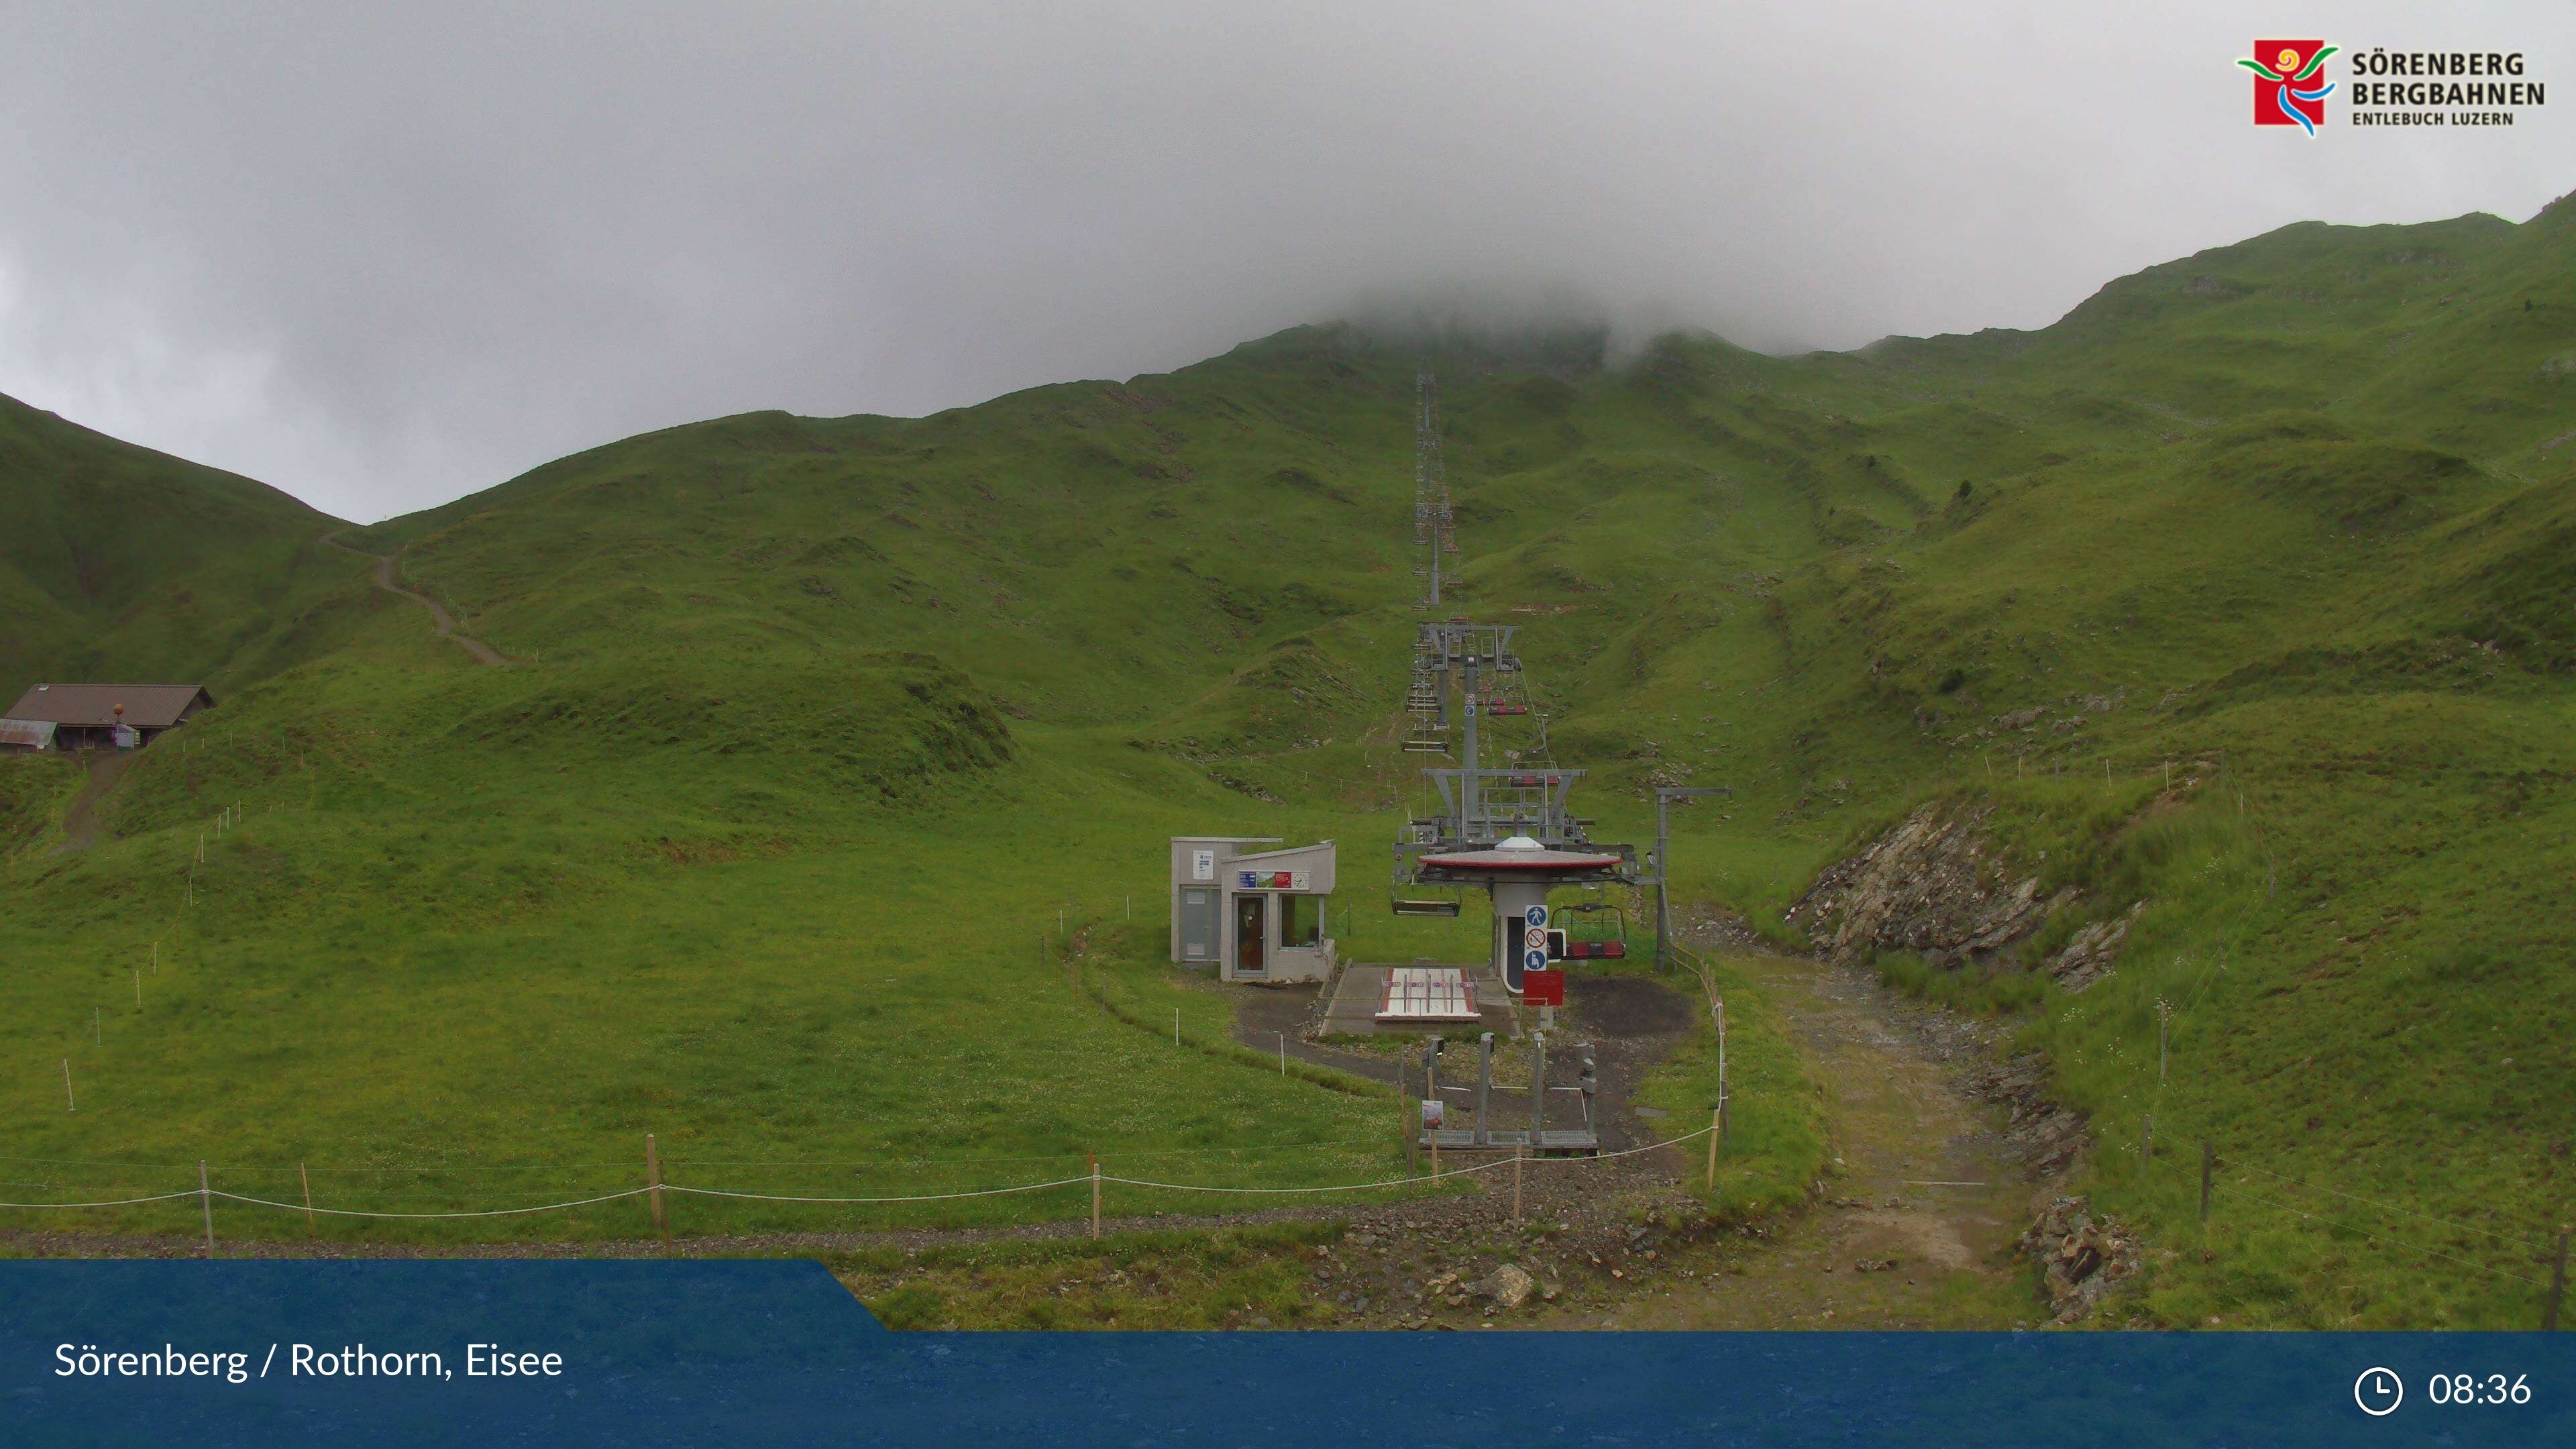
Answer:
(1411, 362, 1456, 612)
(1391, 366, 1642, 997)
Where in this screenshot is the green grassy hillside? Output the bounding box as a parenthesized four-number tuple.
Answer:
(0, 393, 384, 694)
(2, 196, 2571, 1325)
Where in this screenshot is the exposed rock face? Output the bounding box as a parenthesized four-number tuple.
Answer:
(1974, 1053, 2089, 1177)
(2046, 902, 2145, 992)
(1785, 803, 2072, 968)
(2019, 1196, 2140, 1324)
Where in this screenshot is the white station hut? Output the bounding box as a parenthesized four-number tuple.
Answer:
(1169, 836, 1338, 983)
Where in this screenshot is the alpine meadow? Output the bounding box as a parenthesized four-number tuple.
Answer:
(4, 195, 2574, 1332)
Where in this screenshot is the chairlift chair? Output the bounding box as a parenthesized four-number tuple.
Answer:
(1556, 898, 1629, 959)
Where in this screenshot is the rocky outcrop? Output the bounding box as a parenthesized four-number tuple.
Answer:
(2046, 902, 2145, 992)
(1785, 803, 2073, 968)
(2019, 1196, 2141, 1324)
(1974, 1053, 2089, 1177)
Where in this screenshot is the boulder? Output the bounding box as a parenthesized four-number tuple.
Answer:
(1474, 1265, 1536, 1310)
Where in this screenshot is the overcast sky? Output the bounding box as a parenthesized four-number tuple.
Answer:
(2, 3, 2569, 523)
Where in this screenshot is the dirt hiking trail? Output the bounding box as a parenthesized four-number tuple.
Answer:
(321, 533, 511, 665)
(52, 748, 140, 854)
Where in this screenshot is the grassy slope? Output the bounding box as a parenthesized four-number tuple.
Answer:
(0, 392, 376, 694)
(1, 198, 2570, 1324)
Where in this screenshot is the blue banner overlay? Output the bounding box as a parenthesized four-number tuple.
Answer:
(1, 1260, 2567, 1446)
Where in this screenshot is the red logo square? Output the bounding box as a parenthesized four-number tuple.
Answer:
(2249, 40, 2332, 131)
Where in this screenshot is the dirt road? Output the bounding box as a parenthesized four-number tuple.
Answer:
(1529, 950, 2038, 1329)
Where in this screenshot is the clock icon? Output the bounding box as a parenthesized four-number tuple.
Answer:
(2354, 1366, 2403, 1417)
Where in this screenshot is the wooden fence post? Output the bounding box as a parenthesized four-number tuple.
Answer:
(1707, 1108, 1721, 1190)
(198, 1161, 216, 1258)
(1089, 1152, 1102, 1238)
(1511, 1146, 1524, 1224)
(301, 1163, 316, 1233)
(2199, 1142, 2213, 1224)
(646, 1133, 668, 1242)
(1715, 999, 1728, 1140)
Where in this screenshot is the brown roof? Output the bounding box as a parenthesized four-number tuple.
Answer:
(3, 683, 214, 729)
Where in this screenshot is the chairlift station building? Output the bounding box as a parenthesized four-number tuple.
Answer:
(1168, 836, 1339, 983)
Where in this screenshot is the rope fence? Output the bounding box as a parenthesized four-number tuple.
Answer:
(35, 765, 2556, 1326)
(0, 1123, 1719, 1229)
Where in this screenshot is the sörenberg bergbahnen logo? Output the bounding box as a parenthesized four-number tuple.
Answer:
(2235, 42, 2546, 132)
(2239, 40, 2338, 133)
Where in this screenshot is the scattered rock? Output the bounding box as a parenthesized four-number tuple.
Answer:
(2019, 1196, 2140, 1324)
(1474, 1264, 1536, 1309)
